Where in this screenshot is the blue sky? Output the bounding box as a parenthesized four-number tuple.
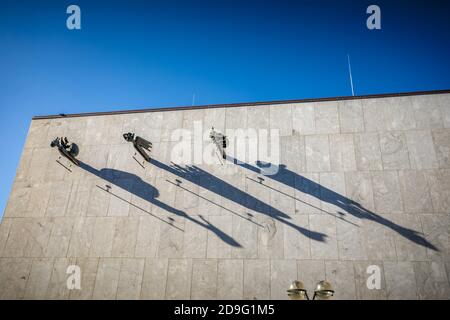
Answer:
(0, 0, 449, 217)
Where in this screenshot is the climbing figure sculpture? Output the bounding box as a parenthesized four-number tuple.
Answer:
(210, 127, 228, 161)
(123, 132, 152, 162)
(50, 137, 80, 166)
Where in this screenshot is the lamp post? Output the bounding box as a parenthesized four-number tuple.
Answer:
(287, 280, 334, 300)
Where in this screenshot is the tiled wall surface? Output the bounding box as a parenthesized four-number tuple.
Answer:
(1, 93, 450, 299)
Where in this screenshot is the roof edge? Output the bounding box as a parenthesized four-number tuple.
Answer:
(32, 89, 450, 120)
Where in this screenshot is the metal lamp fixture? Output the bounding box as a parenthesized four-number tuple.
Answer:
(287, 280, 334, 300)
(287, 281, 308, 300)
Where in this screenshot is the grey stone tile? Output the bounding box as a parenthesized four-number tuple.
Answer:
(207, 215, 233, 258)
(362, 218, 397, 261)
(405, 130, 438, 169)
(25, 120, 51, 149)
(390, 214, 427, 261)
(142, 112, 164, 143)
(305, 135, 330, 172)
(371, 171, 403, 214)
(412, 95, 444, 129)
(231, 215, 258, 259)
(243, 259, 270, 300)
(420, 214, 450, 262)
(69, 258, 99, 300)
(217, 259, 243, 299)
(284, 215, 311, 259)
(432, 129, 450, 168)
(325, 261, 356, 300)
(24, 258, 54, 299)
(157, 215, 185, 258)
(353, 261, 387, 300)
(3, 218, 53, 258)
(4, 182, 32, 218)
(338, 100, 364, 133)
(226, 107, 247, 130)
(0, 218, 12, 257)
(425, 169, 450, 213)
(269, 177, 295, 217)
(446, 263, 450, 287)
(315, 102, 340, 134)
(46, 258, 75, 299)
(141, 258, 168, 299)
(384, 261, 417, 299)
(438, 94, 450, 128)
(166, 258, 193, 299)
(182, 109, 204, 132)
(67, 217, 95, 258)
(337, 216, 367, 261)
(247, 106, 269, 131)
(292, 103, 315, 135)
(87, 179, 110, 217)
(45, 180, 72, 217)
(270, 104, 293, 136)
(89, 217, 116, 257)
(15, 148, 33, 182)
(294, 173, 322, 214)
(280, 135, 306, 173)
(92, 258, 121, 300)
(0, 258, 32, 299)
(84, 115, 123, 146)
(45, 217, 74, 257)
(354, 133, 383, 170)
(362, 98, 389, 132)
(160, 111, 184, 142)
(28, 148, 51, 183)
(270, 259, 297, 300)
(297, 260, 325, 294)
(26, 182, 51, 218)
(106, 179, 133, 217)
(117, 258, 145, 300)
(111, 217, 139, 257)
(191, 259, 218, 300)
(319, 172, 347, 214)
(183, 217, 208, 258)
(129, 176, 155, 217)
(398, 171, 433, 214)
(413, 261, 450, 299)
(135, 216, 161, 258)
(309, 215, 338, 260)
(345, 171, 375, 211)
(257, 216, 284, 259)
(385, 97, 416, 131)
(380, 132, 411, 170)
(66, 179, 92, 217)
(329, 134, 357, 172)
(174, 179, 199, 216)
(204, 108, 226, 133)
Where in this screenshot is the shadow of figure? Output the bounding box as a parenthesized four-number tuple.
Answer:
(228, 157, 438, 251)
(78, 161, 241, 248)
(149, 158, 327, 242)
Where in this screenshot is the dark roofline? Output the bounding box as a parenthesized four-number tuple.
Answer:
(32, 89, 450, 120)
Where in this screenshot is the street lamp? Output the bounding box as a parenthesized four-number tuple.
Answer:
(287, 280, 334, 300)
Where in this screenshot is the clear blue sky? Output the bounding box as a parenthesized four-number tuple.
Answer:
(0, 0, 449, 217)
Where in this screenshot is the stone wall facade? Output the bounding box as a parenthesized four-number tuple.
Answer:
(0, 92, 449, 299)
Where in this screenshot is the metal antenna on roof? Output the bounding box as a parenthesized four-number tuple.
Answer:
(347, 54, 355, 96)
(192, 93, 196, 106)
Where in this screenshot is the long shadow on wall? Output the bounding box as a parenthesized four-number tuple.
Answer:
(78, 161, 241, 248)
(149, 159, 328, 242)
(228, 157, 438, 251)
